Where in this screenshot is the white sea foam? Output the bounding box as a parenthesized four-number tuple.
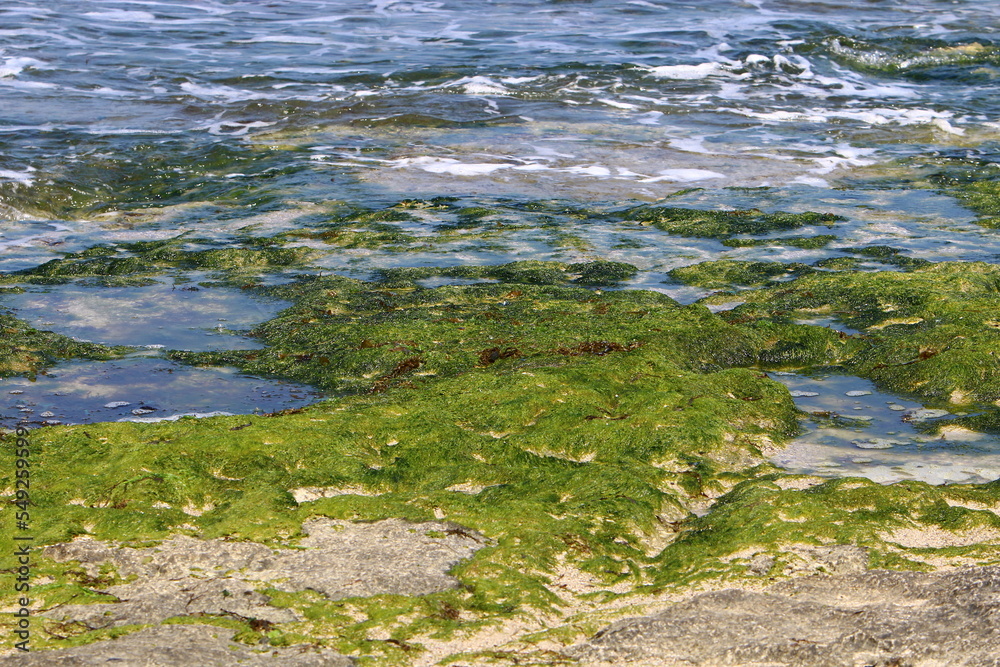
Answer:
(563, 165, 612, 177)
(205, 120, 275, 136)
(640, 168, 726, 183)
(791, 176, 830, 187)
(669, 137, 717, 154)
(599, 98, 640, 110)
(450, 76, 510, 96)
(0, 57, 45, 78)
(179, 81, 271, 102)
(84, 10, 157, 22)
(0, 167, 36, 186)
(648, 62, 735, 80)
(727, 105, 960, 129)
(391, 157, 513, 176)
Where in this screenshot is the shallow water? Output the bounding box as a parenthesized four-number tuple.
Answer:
(0, 356, 319, 429)
(771, 372, 1000, 485)
(1, 276, 286, 350)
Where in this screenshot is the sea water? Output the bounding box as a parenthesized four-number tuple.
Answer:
(2, 0, 1000, 481)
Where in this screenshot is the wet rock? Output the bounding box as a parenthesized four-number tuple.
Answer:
(45, 517, 488, 602)
(44, 578, 297, 629)
(851, 438, 905, 449)
(905, 408, 951, 422)
(0, 624, 353, 666)
(569, 566, 1000, 666)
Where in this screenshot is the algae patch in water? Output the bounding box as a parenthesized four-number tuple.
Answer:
(620, 205, 843, 239)
(0, 309, 126, 380)
(669, 260, 814, 289)
(168, 266, 843, 396)
(708, 261, 1000, 405)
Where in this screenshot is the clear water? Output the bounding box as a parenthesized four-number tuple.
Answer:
(1, 275, 286, 350)
(3, 1, 1000, 464)
(770, 372, 1000, 485)
(0, 356, 319, 429)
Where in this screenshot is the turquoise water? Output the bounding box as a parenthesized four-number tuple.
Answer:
(3, 1, 1000, 480)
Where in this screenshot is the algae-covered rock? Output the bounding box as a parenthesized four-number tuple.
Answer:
(670, 260, 813, 289)
(720, 261, 1000, 402)
(8, 244, 1000, 664)
(570, 260, 639, 286)
(621, 205, 842, 239)
(0, 310, 125, 379)
(169, 273, 842, 394)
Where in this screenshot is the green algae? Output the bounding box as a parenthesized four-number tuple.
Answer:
(0, 310, 125, 379)
(0, 140, 298, 220)
(814, 36, 1000, 80)
(648, 475, 1000, 590)
(167, 265, 848, 396)
(7, 364, 1000, 661)
(8, 240, 316, 285)
(844, 245, 933, 271)
(620, 205, 842, 239)
(8, 243, 1000, 662)
(373, 260, 638, 289)
(669, 260, 814, 289)
(721, 235, 837, 249)
(0, 351, 802, 657)
(702, 261, 1000, 404)
(569, 261, 638, 286)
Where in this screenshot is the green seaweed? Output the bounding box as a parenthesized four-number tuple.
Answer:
(620, 205, 842, 239)
(569, 261, 639, 286)
(718, 261, 1000, 403)
(0, 310, 126, 379)
(669, 260, 814, 289)
(7, 237, 1000, 663)
(721, 235, 837, 249)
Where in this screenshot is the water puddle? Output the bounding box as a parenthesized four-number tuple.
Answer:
(770, 371, 1000, 485)
(0, 357, 320, 429)
(792, 317, 863, 335)
(1, 277, 288, 351)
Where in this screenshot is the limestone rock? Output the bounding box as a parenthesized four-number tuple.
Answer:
(0, 624, 352, 666)
(569, 566, 1000, 666)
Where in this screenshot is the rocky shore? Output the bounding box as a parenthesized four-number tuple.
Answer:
(3, 202, 1000, 665)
